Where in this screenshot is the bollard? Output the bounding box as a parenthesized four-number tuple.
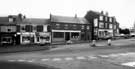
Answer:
(108, 39, 111, 46)
(91, 40, 96, 47)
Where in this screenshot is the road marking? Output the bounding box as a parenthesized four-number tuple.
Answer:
(17, 59, 26, 62)
(41, 58, 50, 61)
(27, 59, 35, 62)
(99, 55, 109, 58)
(52, 58, 62, 61)
(108, 54, 119, 57)
(121, 62, 135, 67)
(8, 60, 16, 62)
(76, 56, 86, 60)
(88, 56, 97, 59)
(64, 57, 73, 61)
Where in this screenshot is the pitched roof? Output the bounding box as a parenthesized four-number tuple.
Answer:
(21, 18, 50, 24)
(50, 15, 89, 24)
(0, 17, 9, 22)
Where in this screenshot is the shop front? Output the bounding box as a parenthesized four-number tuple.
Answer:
(98, 29, 113, 39)
(52, 30, 81, 43)
(0, 33, 16, 45)
(19, 32, 35, 44)
(35, 32, 51, 44)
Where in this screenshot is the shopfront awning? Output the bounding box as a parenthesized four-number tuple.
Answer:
(52, 30, 81, 32)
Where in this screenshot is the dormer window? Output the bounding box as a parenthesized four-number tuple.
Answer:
(9, 18, 13, 22)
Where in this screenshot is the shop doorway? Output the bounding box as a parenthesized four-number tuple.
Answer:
(65, 32, 70, 41)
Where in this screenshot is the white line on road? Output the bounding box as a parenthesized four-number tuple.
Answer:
(27, 59, 35, 62)
(41, 58, 50, 61)
(52, 58, 62, 61)
(121, 62, 135, 67)
(64, 57, 74, 61)
(88, 56, 97, 59)
(17, 59, 26, 62)
(99, 55, 109, 58)
(76, 56, 86, 60)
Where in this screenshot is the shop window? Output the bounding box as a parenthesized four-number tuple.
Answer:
(53, 32, 64, 38)
(1, 37, 12, 44)
(40, 36, 50, 41)
(37, 25, 43, 32)
(71, 32, 79, 39)
(22, 36, 30, 43)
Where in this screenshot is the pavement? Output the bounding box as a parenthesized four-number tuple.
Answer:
(0, 38, 135, 53)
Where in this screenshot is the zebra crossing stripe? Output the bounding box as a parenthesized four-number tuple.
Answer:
(76, 56, 86, 60)
(121, 62, 135, 67)
(64, 57, 73, 61)
(52, 58, 62, 61)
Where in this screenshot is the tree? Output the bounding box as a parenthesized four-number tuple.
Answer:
(119, 28, 130, 34)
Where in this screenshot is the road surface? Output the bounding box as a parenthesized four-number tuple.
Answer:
(1, 39, 135, 69)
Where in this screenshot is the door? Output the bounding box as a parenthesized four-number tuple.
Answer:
(65, 32, 70, 41)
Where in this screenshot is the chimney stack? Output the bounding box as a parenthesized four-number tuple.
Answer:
(75, 14, 77, 18)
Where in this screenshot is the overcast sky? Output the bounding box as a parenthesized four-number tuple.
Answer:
(0, 0, 134, 28)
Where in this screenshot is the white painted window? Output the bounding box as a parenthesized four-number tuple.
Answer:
(99, 16, 103, 21)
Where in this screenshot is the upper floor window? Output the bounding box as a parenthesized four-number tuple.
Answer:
(94, 18, 98, 27)
(55, 23, 60, 29)
(37, 25, 43, 32)
(81, 25, 85, 29)
(105, 23, 108, 28)
(21, 26, 25, 30)
(87, 26, 90, 30)
(109, 17, 112, 22)
(99, 16, 103, 21)
(114, 24, 116, 29)
(25, 25, 33, 32)
(99, 22, 104, 28)
(109, 24, 113, 29)
(105, 17, 108, 21)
